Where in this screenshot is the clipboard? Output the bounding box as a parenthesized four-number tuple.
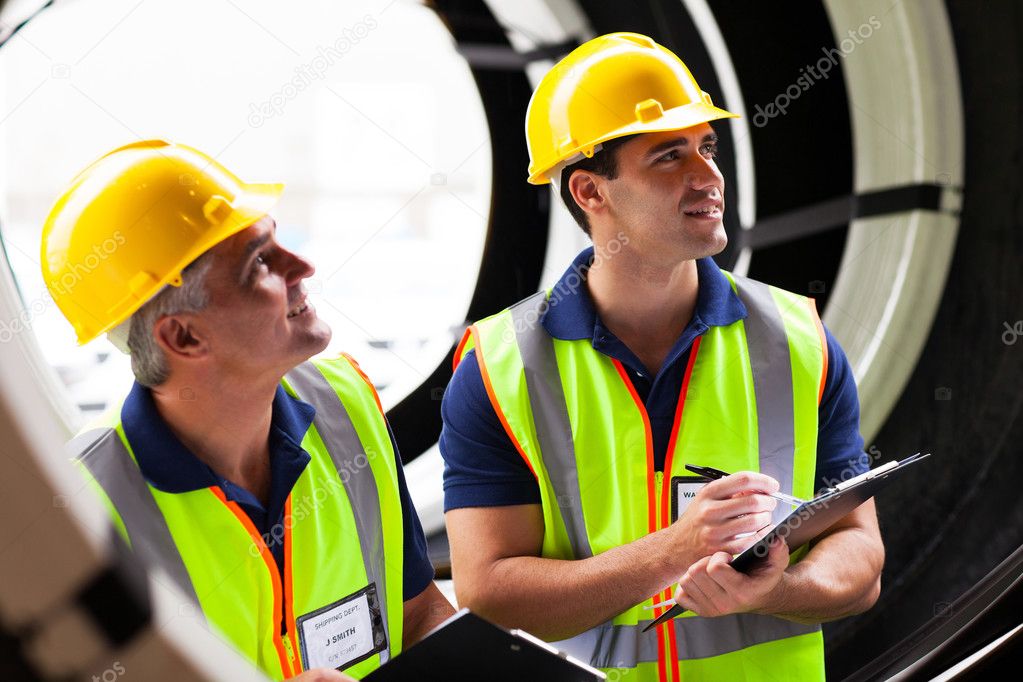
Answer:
(643, 452, 930, 632)
(363, 609, 605, 681)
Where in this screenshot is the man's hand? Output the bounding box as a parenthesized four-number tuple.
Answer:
(669, 471, 780, 564)
(673, 535, 789, 617)
(289, 669, 356, 681)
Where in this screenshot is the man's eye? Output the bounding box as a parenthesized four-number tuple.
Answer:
(700, 143, 719, 158)
(255, 253, 269, 266)
(659, 150, 680, 162)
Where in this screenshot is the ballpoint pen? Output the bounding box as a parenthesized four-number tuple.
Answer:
(684, 464, 807, 507)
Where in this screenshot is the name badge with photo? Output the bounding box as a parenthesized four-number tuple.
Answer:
(297, 583, 388, 672)
(670, 476, 707, 523)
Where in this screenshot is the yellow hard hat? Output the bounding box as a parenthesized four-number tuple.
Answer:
(525, 32, 739, 185)
(41, 139, 284, 345)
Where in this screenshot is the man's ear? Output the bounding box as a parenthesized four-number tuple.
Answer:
(153, 314, 209, 360)
(568, 170, 608, 218)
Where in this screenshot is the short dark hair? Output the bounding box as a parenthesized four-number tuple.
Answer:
(558, 135, 637, 236)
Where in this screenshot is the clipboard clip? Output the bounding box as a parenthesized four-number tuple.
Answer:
(817, 452, 926, 497)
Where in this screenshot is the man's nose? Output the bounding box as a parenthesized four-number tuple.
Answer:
(283, 249, 315, 286)
(684, 154, 724, 192)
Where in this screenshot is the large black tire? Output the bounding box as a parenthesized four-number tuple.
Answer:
(826, 1, 1023, 677)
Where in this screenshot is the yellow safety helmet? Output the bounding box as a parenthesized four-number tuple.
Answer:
(525, 32, 739, 185)
(41, 139, 283, 345)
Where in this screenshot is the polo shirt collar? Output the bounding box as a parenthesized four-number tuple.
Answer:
(541, 246, 748, 342)
(120, 381, 316, 494)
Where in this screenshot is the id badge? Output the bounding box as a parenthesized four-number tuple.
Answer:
(670, 476, 707, 523)
(297, 583, 388, 671)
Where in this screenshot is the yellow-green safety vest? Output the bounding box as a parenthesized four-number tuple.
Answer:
(455, 272, 829, 682)
(69, 357, 405, 680)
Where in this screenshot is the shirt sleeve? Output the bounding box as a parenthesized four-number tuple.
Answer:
(386, 423, 435, 601)
(815, 325, 871, 493)
(438, 349, 541, 511)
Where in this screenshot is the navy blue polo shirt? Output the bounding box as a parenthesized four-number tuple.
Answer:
(440, 247, 869, 511)
(121, 380, 434, 600)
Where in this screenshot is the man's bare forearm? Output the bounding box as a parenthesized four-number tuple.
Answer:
(403, 583, 456, 645)
(758, 525, 884, 624)
(464, 527, 687, 641)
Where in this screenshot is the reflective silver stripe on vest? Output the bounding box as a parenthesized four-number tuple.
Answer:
(732, 276, 798, 527)
(511, 292, 593, 560)
(70, 428, 205, 618)
(285, 361, 391, 663)
(554, 615, 821, 667)
(511, 277, 820, 667)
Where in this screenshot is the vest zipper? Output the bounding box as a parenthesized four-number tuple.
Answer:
(654, 469, 676, 682)
(660, 336, 703, 682)
(282, 632, 296, 670)
(282, 495, 301, 675)
(612, 359, 674, 682)
(209, 486, 296, 679)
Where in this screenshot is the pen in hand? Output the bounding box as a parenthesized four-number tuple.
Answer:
(643, 465, 797, 627)
(684, 464, 806, 506)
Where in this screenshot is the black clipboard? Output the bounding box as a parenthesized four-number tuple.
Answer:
(644, 453, 930, 632)
(363, 609, 605, 681)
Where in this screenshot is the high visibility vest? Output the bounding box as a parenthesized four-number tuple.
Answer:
(69, 357, 405, 680)
(455, 273, 828, 682)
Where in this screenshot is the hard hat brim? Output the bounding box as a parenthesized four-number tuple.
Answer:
(173, 180, 285, 279)
(528, 101, 739, 185)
